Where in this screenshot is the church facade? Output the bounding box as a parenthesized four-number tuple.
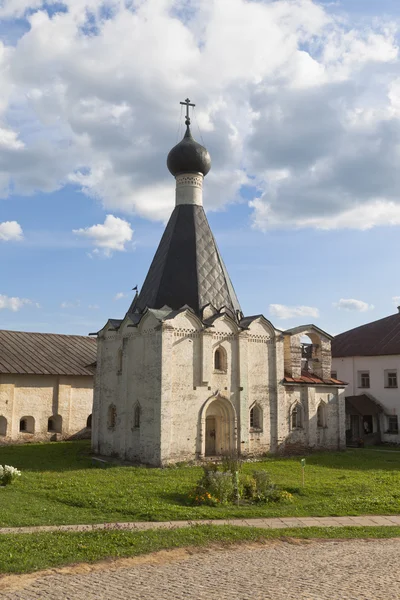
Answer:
(92, 102, 346, 465)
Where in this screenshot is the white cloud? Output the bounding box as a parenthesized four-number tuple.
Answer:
(393, 296, 400, 305)
(73, 214, 133, 256)
(0, 220, 23, 241)
(0, 1, 399, 230)
(269, 304, 320, 320)
(114, 292, 127, 300)
(88, 304, 99, 310)
(334, 298, 374, 312)
(0, 294, 34, 311)
(60, 300, 80, 309)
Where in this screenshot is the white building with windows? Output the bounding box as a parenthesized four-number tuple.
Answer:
(92, 103, 346, 466)
(332, 309, 400, 444)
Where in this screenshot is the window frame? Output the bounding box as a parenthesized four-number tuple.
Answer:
(387, 415, 399, 434)
(385, 370, 398, 389)
(133, 405, 141, 429)
(291, 403, 303, 429)
(317, 401, 327, 428)
(249, 404, 262, 431)
(213, 346, 227, 373)
(358, 370, 370, 389)
(107, 404, 117, 430)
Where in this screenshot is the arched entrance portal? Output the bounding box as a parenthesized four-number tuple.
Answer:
(203, 397, 236, 457)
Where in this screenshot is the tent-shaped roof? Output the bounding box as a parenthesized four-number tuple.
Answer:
(129, 204, 242, 321)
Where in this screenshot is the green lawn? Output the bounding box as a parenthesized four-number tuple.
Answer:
(1, 525, 400, 574)
(1, 441, 400, 527)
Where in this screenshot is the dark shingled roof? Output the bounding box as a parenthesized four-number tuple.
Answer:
(0, 330, 97, 376)
(332, 312, 400, 358)
(131, 204, 242, 321)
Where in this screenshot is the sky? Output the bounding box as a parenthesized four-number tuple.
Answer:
(1, 0, 400, 336)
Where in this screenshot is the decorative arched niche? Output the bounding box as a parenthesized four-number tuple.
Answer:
(317, 400, 327, 428)
(107, 404, 117, 430)
(133, 404, 141, 429)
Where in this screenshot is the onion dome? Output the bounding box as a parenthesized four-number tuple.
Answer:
(167, 124, 211, 177)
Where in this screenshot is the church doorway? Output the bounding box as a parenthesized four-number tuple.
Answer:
(205, 416, 216, 455)
(203, 397, 236, 457)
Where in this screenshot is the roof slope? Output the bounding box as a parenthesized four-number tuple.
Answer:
(0, 330, 97, 376)
(131, 204, 242, 320)
(332, 312, 400, 358)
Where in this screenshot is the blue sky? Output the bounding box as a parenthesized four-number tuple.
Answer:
(1, 0, 400, 336)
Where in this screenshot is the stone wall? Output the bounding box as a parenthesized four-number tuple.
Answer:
(0, 373, 93, 444)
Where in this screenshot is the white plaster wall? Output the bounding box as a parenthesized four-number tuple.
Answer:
(0, 373, 93, 443)
(332, 354, 400, 442)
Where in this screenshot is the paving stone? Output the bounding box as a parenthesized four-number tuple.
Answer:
(2, 539, 400, 599)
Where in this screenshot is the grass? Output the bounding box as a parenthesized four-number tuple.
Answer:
(1, 440, 400, 527)
(1, 525, 400, 574)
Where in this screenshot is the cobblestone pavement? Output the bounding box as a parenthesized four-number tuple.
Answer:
(1, 539, 400, 599)
(2, 514, 400, 535)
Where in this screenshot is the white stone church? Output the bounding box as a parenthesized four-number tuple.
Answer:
(92, 102, 346, 465)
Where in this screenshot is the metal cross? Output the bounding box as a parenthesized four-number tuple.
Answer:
(180, 98, 195, 125)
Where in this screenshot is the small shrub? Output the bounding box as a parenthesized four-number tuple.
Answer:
(221, 451, 242, 475)
(239, 474, 257, 500)
(252, 470, 280, 503)
(0, 465, 21, 486)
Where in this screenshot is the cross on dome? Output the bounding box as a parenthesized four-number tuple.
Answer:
(180, 98, 195, 125)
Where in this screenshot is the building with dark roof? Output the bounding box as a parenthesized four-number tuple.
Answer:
(0, 330, 97, 443)
(92, 101, 346, 466)
(332, 309, 400, 445)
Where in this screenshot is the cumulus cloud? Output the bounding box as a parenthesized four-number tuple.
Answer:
(393, 296, 400, 305)
(334, 298, 374, 312)
(73, 214, 133, 256)
(0, 220, 23, 241)
(269, 304, 320, 320)
(0, 294, 34, 311)
(0, 1, 400, 228)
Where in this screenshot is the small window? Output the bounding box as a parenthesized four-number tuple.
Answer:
(331, 371, 337, 380)
(317, 401, 327, 428)
(385, 370, 398, 388)
(214, 346, 227, 372)
(291, 404, 303, 429)
(86, 414, 92, 429)
(250, 405, 262, 430)
(107, 404, 117, 429)
(358, 371, 370, 388)
(388, 416, 399, 434)
(0, 416, 7, 437)
(47, 414, 62, 433)
(133, 405, 141, 429)
(20, 416, 35, 434)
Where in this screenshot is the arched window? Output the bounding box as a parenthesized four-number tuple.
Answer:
(214, 346, 227, 372)
(0, 416, 7, 436)
(317, 401, 327, 428)
(250, 405, 262, 430)
(108, 404, 117, 429)
(86, 414, 92, 429)
(47, 415, 62, 433)
(291, 404, 303, 429)
(20, 416, 35, 434)
(133, 405, 141, 429)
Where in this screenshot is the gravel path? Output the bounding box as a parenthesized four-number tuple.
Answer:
(1, 539, 400, 599)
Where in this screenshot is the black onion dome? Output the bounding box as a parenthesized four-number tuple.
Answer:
(167, 125, 211, 177)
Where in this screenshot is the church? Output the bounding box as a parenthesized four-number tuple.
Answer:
(92, 101, 346, 466)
